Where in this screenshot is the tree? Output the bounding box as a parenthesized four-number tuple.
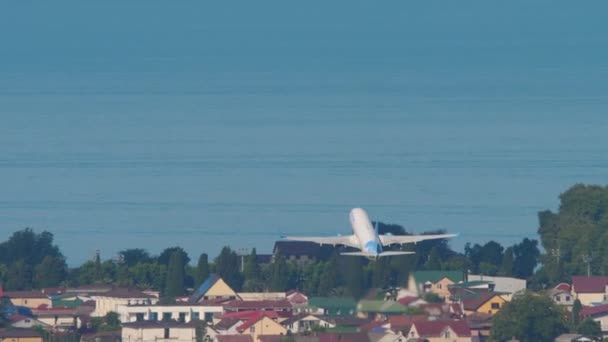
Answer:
(119, 249, 151, 267)
(513, 238, 540, 278)
(571, 299, 582, 329)
(269, 255, 289, 291)
(243, 249, 261, 282)
(194, 253, 210, 287)
(500, 247, 514, 276)
(424, 246, 442, 270)
(105, 311, 121, 329)
(165, 251, 185, 297)
(5, 259, 32, 290)
(343, 257, 365, 298)
(317, 257, 338, 295)
(34, 255, 67, 288)
(423, 292, 443, 303)
(215, 247, 242, 290)
(577, 317, 601, 340)
(158, 247, 190, 267)
(491, 292, 568, 342)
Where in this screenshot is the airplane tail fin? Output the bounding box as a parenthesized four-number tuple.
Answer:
(340, 251, 415, 258)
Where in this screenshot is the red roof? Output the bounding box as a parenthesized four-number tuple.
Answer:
(411, 320, 471, 337)
(555, 283, 571, 292)
(572, 276, 608, 294)
(580, 304, 608, 317)
(220, 310, 280, 320)
(236, 312, 279, 332)
(4, 291, 48, 299)
(398, 296, 421, 306)
(8, 314, 31, 323)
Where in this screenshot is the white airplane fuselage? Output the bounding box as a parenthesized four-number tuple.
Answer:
(349, 207, 383, 256)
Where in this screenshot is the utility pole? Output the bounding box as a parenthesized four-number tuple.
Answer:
(582, 254, 593, 277)
(237, 248, 249, 272)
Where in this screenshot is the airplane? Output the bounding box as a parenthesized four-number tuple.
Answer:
(282, 207, 457, 259)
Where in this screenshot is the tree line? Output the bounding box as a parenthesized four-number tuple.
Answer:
(0, 184, 606, 298)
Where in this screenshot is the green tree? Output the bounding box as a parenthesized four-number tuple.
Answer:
(513, 238, 540, 278)
(158, 247, 190, 267)
(215, 246, 242, 290)
(34, 255, 67, 288)
(372, 257, 390, 289)
(424, 246, 443, 270)
(119, 249, 151, 267)
(577, 317, 601, 340)
(491, 292, 568, 342)
(194, 253, 210, 287)
(165, 250, 185, 297)
(343, 257, 365, 298)
(270, 255, 289, 291)
(317, 257, 338, 295)
(500, 246, 514, 276)
(105, 311, 121, 329)
(423, 292, 443, 303)
(5, 259, 32, 290)
(571, 299, 582, 329)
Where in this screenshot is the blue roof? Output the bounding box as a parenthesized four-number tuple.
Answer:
(188, 274, 220, 303)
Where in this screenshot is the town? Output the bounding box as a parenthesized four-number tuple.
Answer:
(1, 185, 607, 342)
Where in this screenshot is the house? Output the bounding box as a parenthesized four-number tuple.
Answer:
(273, 241, 327, 264)
(117, 302, 224, 324)
(92, 288, 158, 317)
(3, 291, 51, 309)
(305, 297, 357, 317)
(419, 302, 464, 319)
(236, 312, 287, 341)
(0, 329, 43, 342)
(407, 271, 464, 298)
(7, 315, 49, 329)
(215, 336, 253, 342)
(189, 274, 239, 304)
(571, 276, 608, 306)
(31, 307, 84, 330)
(461, 292, 506, 315)
(466, 275, 526, 300)
(357, 300, 407, 320)
(406, 320, 472, 342)
(237, 293, 286, 301)
(122, 321, 198, 342)
(223, 300, 292, 315)
(466, 312, 493, 340)
(579, 304, 608, 335)
(554, 334, 593, 342)
(280, 313, 334, 334)
(549, 286, 575, 307)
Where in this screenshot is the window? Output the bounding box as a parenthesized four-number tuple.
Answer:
(443, 330, 450, 338)
(566, 296, 571, 301)
(192, 312, 200, 321)
(491, 303, 500, 309)
(150, 312, 158, 321)
(204, 313, 213, 322)
(164, 328, 170, 339)
(556, 296, 561, 302)
(136, 313, 144, 322)
(178, 313, 186, 323)
(250, 326, 255, 333)
(162, 313, 172, 321)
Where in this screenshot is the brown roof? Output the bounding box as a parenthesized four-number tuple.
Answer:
(0, 328, 43, 338)
(462, 292, 501, 311)
(216, 335, 253, 342)
(257, 336, 284, 342)
(580, 304, 608, 317)
(4, 291, 48, 299)
(572, 276, 608, 294)
(411, 320, 471, 337)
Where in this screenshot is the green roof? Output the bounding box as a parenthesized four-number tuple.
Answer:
(308, 297, 357, 316)
(412, 270, 464, 285)
(52, 298, 84, 308)
(357, 300, 407, 314)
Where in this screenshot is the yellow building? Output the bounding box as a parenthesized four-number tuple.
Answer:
(237, 314, 287, 341)
(406, 320, 472, 342)
(0, 329, 44, 342)
(462, 292, 506, 315)
(4, 291, 51, 309)
(407, 271, 464, 299)
(122, 321, 196, 342)
(189, 274, 238, 303)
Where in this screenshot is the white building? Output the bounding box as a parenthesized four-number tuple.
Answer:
(122, 321, 202, 342)
(466, 275, 526, 300)
(118, 303, 224, 324)
(92, 288, 159, 317)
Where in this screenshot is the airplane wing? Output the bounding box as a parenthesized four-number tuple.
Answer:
(282, 235, 359, 248)
(378, 233, 457, 246)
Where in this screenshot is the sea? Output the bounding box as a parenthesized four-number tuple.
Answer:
(0, 1, 607, 266)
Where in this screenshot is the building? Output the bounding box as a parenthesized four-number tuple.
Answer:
(223, 300, 292, 315)
(356, 300, 407, 320)
(466, 275, 526, 300)
(461, 292, 506, 316)
(579, 304, 608, 336)
(571, 276, 608, 306)
(92, 288, 158, 317)
(235, 312, 287, 341)
(189, 275, 238, 304)
(273, 241, 327, 264)
(280, 313, 334, 334)
(31, 307, 83, 330)
(407, 271, 464, 298)
(0, 329, 43, 342)
(117, 302, 224, 324)
(4, 291, 51, 309)
(304, 297, 357, 317)
(122, 321, 199, 342)
(406, 320, 472, 342)
(550, 285, 575, 307)
(7, 315, 48, 329)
